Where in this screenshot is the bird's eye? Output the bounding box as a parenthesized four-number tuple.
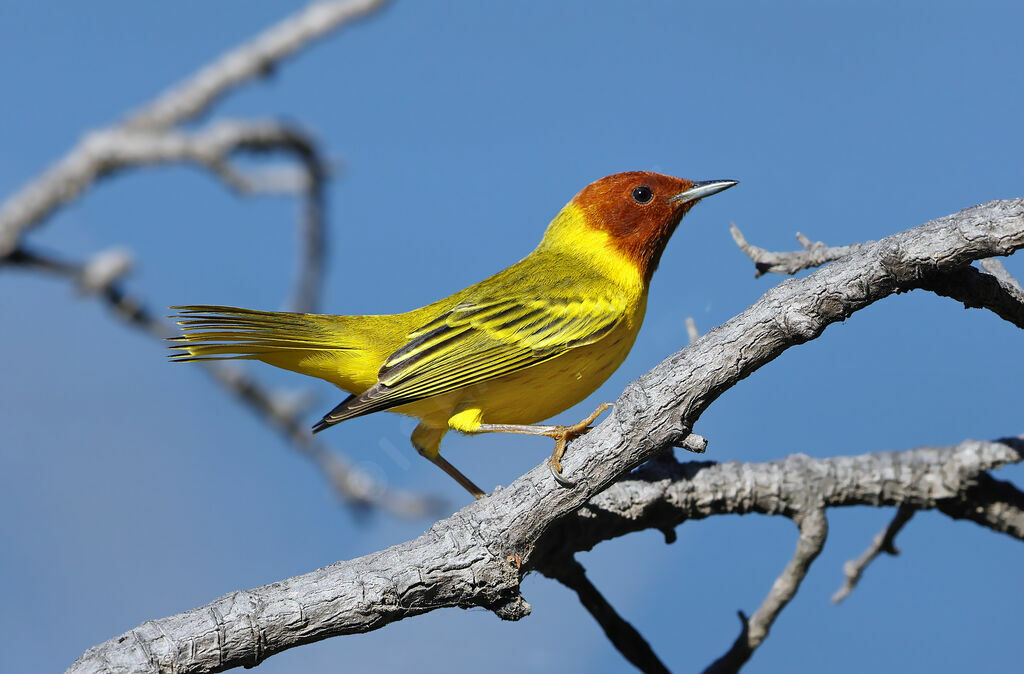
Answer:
(631, 186, 653, 204)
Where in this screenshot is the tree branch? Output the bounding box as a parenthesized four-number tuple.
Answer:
(544, 559, 670, 674)
(2, 245, 440, 519)
(122, 0, 387, 132)
(729, 224, 866, 277)
(68, 200, 1024, 673)
(685, 316, 700, 344)
(979, 257, 1024, 292)
(0, 0, 385, 254)
(703, 508, 828, 674)
(916, 264, 1024, 329)
(730, 222, 1024, 329)
(1, 120, 331, 313)
(937, 472, 1024, 539)
(832, 505, 916, 604)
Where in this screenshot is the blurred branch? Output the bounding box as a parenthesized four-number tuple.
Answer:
(69, 199, 1024, 673)
(703, 509, 828, 674)
(0, 119, 330, 312)
(0, 0, 385, 254)
(2, 245, 441, 519)
(979, 257, 1024, 292)
(832, 505, 916, 604)
(685, 316, 700, 344)
(122, 0, 388, 132)
(936, 471, 1024, 539)
(1, 3, 399, 518)
(544, 558, 670, 674)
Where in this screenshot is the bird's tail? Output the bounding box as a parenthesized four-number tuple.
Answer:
(169, 305, 370, 388)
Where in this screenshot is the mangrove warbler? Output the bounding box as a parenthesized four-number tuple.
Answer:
(171, 172, 737, 498)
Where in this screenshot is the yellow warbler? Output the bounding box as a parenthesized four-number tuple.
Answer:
(171, 172, 736, 497)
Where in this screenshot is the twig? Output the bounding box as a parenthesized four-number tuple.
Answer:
(980, 257, 1024, 292)
(3, 246, 440, 519)
(729, 223, 864, 277)
(832, 505, 916, 604)
(685, 316, 700, 344)
(545, 558, 670, 674)
(704, 509, 828, 674)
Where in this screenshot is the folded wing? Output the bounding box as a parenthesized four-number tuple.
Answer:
(313, 291, 626, 431)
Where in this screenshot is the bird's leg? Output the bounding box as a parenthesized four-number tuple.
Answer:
(428, 453, 486, 499)
(471, 403, 612, 487)
(412, 422, 485, 499)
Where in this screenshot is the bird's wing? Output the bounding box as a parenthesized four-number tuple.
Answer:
(313, 290, 628, 429)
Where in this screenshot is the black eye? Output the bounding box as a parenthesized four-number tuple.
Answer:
(631, 185, 653, 204)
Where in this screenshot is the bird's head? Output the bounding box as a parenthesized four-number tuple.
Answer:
(542, 171, 737, 283)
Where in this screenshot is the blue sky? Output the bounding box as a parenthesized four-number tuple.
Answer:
(1, 2, 1022, 672)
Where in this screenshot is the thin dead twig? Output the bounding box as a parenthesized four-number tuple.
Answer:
(703, 509, 828, 674)
(832, 505, 916, 604)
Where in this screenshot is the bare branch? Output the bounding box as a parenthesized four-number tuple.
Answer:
(66, 435, 1024, 673)
(122, 0, 387, 132)
(937, 472, 1024, 540)
(731, 223, 1024, 329)
(916, 264, 1024, 329)
(704, 509, 828, 674)
(77, 247, 134, 295)
(0, 0, 385, 254)
(685, 316, 700, 344)
(68, 200, 1024, 673)
(3, 246, 440, 519)
(0, 119, 330, 311)
(729, 223, 865, 277)
(980, 257, 1024, 292)
(545, 559, 670, 674)
(832, 505, 916, 604)
(545, 438, 1023, 563)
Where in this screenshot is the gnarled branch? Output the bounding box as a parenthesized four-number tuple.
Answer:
(69, 199, 1024, 673)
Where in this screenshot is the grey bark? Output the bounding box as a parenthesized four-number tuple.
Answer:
(68, 199, 1024, 673)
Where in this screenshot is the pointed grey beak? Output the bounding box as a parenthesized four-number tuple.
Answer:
(669, 179, 739, 205)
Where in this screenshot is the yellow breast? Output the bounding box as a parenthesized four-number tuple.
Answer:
(392, 292, 646, 431)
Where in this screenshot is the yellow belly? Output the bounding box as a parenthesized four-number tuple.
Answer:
(390, 306, 642, 431)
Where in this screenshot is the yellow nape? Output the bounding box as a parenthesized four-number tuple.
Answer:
(536, 202, 644, 293)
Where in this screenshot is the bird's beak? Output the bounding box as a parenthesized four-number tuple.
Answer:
(669, 179, 739, 205)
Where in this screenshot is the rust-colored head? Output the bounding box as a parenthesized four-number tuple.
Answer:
(572, 171, 737, 280)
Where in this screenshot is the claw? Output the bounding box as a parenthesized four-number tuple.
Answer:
(548, 457, 576, 488)
(545, 402, 612, 490)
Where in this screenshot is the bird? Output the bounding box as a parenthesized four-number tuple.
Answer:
(170, 171, 737, 498)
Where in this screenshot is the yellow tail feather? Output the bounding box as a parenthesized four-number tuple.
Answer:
(169, 305, 382, 392)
